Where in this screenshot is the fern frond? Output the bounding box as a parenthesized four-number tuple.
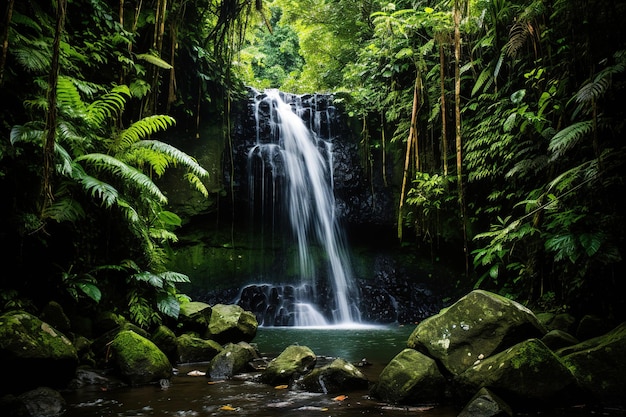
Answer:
(75, 153, 168, 204)
(150, 228, 179, 242)
(42, 196, 85, 222)
(85, 85, 130, 127)
(116, 115, 176, 150)
(184, 172, 209, 197)
(11, 41, 51, 72)
(575, 75, 610, 104)
(133, 140, 209, 178)
(10, 123, 45, 145)
(122, 147, 170, 176)
(79, 174, 120, 207)
(116, 198, 140, 223)
(548, 120, 594, 160)
(57, 76, 87, 119)
(505, 21, 529, 58)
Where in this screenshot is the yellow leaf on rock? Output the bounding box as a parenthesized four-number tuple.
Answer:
(219, 405, 237, 411)
(274, 384, 289, 390)
(332, 395, 348, 401)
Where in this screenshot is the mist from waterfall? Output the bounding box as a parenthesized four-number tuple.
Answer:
(246, 89, 360, 326)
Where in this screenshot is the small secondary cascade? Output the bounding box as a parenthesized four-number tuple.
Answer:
(242, 89, 360, 326)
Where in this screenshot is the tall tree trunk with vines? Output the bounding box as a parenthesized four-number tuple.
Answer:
(454, 0, 469, 277)
(42, 0, 67, 215)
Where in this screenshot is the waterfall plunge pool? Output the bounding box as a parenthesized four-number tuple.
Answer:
(61, 325, 616, 417)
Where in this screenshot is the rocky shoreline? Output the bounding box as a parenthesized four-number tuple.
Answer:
(1, 290, 624, 416)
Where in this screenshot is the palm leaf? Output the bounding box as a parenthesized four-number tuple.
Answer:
(548, 120, 594, 160)
(159, 271, 190, 283)
(75, 153, 168, 204)
(136, 53, 173, 69)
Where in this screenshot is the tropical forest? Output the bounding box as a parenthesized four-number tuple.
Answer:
(1, 0, 625, 416)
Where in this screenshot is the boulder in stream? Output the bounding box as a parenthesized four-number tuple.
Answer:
(206, 304, 258, 344)
(453, 338, 580, 409)
(558, 321, 626, 406)
(371, 348, 446, 404)
(207, 341, 259, 379)
(407, 289, 546, 375)
(298, 357, 369, 394)
(260, 345, 316, 386)
(176, 333, 223, 363)
(0, 310, 78, 394)
(109, 330, 172, 385)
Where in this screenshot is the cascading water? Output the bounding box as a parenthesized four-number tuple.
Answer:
(241, 89, 360, 326)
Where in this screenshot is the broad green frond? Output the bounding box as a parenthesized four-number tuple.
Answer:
(134, 140, 209, 178)
(157, 292, 180, 319)
(42, 197, 85, 222)
(10, 123, 44, 145)
(57, 76, 87, 119)
(159, 271, 190, 284)
(548, 120, 594, 160)
(158, 210, 182, 227)
(136, 53, 173, 69)
(78, 174, 120, 207)
(132, 271, 164, 288)
(150, 228, 179, 242)
(85, 85, 130, 127)
(12, 41, 51, 72)
(117, 198, 140, 223)
(122, 147, 170, 176)
(75, 153, 168, 204)
(116, 115, 176, 150)
(55, 142, 75, 176)
(184, 172, 209, 197)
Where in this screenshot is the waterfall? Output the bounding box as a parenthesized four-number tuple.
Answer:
(244, 89, 360, 326)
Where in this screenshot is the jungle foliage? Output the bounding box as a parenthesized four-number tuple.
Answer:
(1, 0, 624, 326)
(239, 0, 625, 317)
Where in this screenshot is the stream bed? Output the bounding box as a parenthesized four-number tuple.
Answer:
(61, 325, 619, 417)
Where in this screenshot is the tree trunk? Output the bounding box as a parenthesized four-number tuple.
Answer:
(398, 74, 421, 241)
(0, 0, 15, 85)
(454, 0, 469, 277)
(439, 40, 448, 176)
(42, 0, 67, 214)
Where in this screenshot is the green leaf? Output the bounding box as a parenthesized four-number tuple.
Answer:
(77, 282, 102, 303)
(157, 292, 181, 318)
(136, 53, 173, 69)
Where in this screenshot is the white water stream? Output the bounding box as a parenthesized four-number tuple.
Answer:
(247, 89, 359, 326)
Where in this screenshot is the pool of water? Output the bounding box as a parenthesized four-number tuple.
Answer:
(61, 325, 619, 417)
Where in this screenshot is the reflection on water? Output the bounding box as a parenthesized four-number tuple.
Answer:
(61, 325, 618, 417)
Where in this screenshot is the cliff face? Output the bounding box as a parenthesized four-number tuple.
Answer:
(161, 90, 457, 325)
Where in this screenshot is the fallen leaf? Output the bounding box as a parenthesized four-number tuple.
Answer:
(219, 405, 237, 411)
(332, 395, 348, 401)
(321, 408, 329, 411)
(274, 384, 289, 390)
(207, 380, 225, 385)
(187, 370, 206, 376)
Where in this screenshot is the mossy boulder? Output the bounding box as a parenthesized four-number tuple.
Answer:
(541, 329, 579, 351)
(152, 325, 178, 363)
(260, 345, 316, 386)
(0, 310, 78, 394)
(558, 321, 626, 406)
(457, 387, 512, 417)
(207, 342, 258, 379)
(453, 338, 579, 409)
(407, 290, 546, 375)
(176, 333, 223, 363)
(178, 301, 212, 335)
(371, 348, 446, 404)
(206, 304, 258, 344)
(299, 357, 369, 394)
(110, 330, 172, 385)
